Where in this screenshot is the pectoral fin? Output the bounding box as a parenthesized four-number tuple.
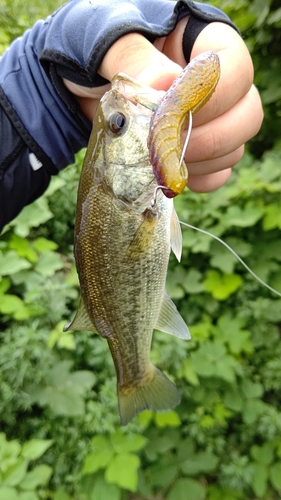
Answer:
(170, 207, 182, 262)
(127, 209, 157, 259)
(155, 290, 190, 339)
(64, 298, 99, 333)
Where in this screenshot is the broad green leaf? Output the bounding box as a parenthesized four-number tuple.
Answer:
(183, 269, 204, 294)
(10, 198, 53, 237)
(33, 237, 58, 252)
(18, 492, 39, 500)
(9, 235, 37, 263)
(2, 459, 28, 487)
(269, 461, 281, 490)
(21, 439, 53, 460)
(105, 453, 140, 491)
(220, 204, 264, 228)
(82, 447, 114, 475)
(179, 359, 200, 386)
(0, 294, 25, 315)
(90, 477, 121, 500)
(263, 203, 281, 230)
(35, 251, 64, 277)
(251, 442, 274, 465)
(0, 486, 19, 500)
(0, 251, 31, 276)
(191, 341, 237, 382)
(203, 270, 243, 300)
(150, 463, 178, 488)
(53, 488, 72, 500)
(181, 451, 218, 475)
(20, 465, 52, 489)
(251, 463, 268, 498)
(241, 380, 264, 399)
(168, 478, 205, 500)
(154, 410, 181, 428)
(223, 387, 243, 412)
(110, 431, 147, 454)
(242, 400, 268, 425)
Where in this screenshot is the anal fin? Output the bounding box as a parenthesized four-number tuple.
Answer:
(170, 206, 182, 262)
(155, 290, 190, 339)
(64, 297, 99, 334)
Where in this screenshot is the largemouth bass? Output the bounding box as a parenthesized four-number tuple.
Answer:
(65, 52, 220, 425)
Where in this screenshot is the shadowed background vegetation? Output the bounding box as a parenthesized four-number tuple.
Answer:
(1, 0, 281, 498)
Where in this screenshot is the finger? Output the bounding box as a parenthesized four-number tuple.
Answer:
(186, 146, 244, 177)
(98, 32, 182, 90)
(187, 168, 232, 192)
(191, 22, 255, 125)
(183, 85, 263, 164)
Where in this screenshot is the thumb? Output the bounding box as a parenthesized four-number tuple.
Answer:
(98, 32, 182, 91)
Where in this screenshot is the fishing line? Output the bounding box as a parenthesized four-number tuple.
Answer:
(179, 110, 193, 170)
(178, 219, 281, 298)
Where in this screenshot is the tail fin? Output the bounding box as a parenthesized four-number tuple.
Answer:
(117, 365, 180, 426)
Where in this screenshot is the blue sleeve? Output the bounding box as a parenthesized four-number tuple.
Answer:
(40, 0, 238, 88)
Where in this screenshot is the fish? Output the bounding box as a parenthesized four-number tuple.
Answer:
(64, 52, 220, 425)
(148, 51, 220, 197)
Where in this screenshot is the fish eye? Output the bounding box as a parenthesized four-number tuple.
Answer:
(108, 112, 127, 134)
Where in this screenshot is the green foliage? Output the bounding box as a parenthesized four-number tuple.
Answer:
(0, 433, 53, 499)
(1, 0, 281, 499)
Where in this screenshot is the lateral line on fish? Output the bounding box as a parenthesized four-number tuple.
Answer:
(177, 219, 281, 298)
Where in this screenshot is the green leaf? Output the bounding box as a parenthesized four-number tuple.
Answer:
(223, 387, 243, 412)
(0, 251, 31, 277)
(242, 400, 267, 425)
(35, 251, 64, 277)
(21, 439, 53, 460)
(154, 410, 181, 427)
(0, 486, 19, 500)
(263, 203, 281, 230)
(181, 451, 218, 475)
(18, 492, 39, 500)
(179, 358, 200, 386)
(221, 204, 264, 228)
(105, 453, 140, 491)
(110, 431, 147, 454)
(2, 459, 28, 487)
(251, 463, 268, 498)
(150, 463, 178, 488)
(191, 341, 237, 382)
(251, 443, 274, 465)
(0, 294, 25, 315)
(9, 235, 37, 263)
(203, 270, 243, 300)
(20, 465, 52, 489)
(90, 477, 121, 500)
(269, 461, 281, 490)
(33, 237, 58, 252)
(10, 198, 53, 237)
(83, 448, 114, 475)
(183, 269, 204, 294)
(168, 478, 205, 500)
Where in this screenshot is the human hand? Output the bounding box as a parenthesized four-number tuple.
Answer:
(63, 19, 263, 193)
